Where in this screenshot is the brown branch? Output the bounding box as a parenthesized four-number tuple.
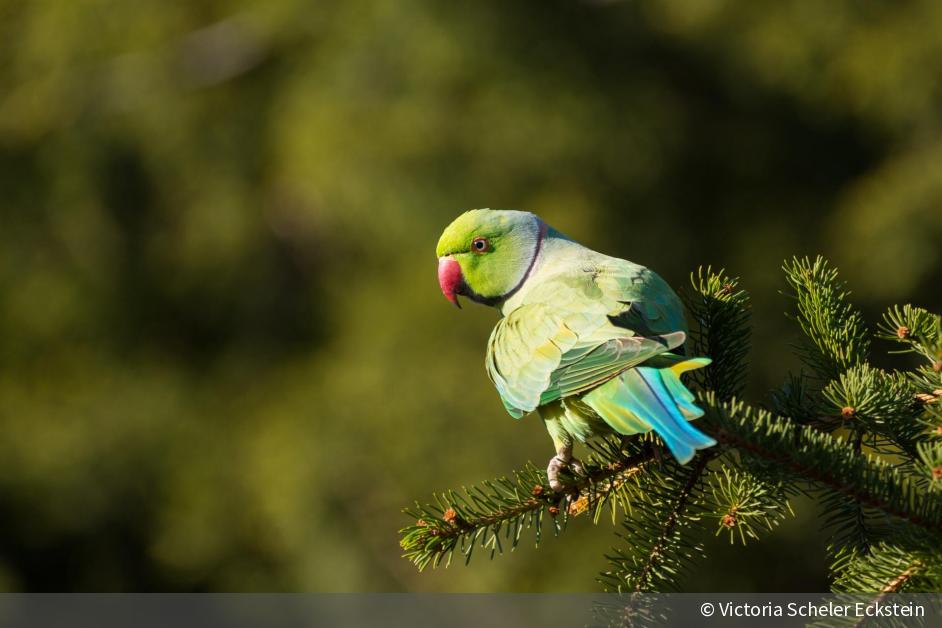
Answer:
(410, 448, 659, 552)
(847, 427, 873, 557)
(880, 563, 920, 593)
(851, 562, 922, 628)
(633, 453, 711, 593)
(711, 427, 937, 530)
(612, 453, 712, 626)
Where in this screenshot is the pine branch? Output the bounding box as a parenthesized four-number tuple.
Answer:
(779, 257, 919, 586)
(684, 267, 751, 401)
(783, 256, 870, 382)
(880, 565, 920, 594)
(881, 306, 942, 449)
(399, 439, 658, 570)
(879, 304, 941, 366)
(824, 426, 875, 574)
(708, 466, 793, 545)
(630, 458, 707, 592)
(599, 454, 711, 593)
(834, 541, 940, 593)
(916, 440, 942, 489)
(700, 395, 942, 531)
(822, 365, 923, 456)
(770, 371, 837, 427)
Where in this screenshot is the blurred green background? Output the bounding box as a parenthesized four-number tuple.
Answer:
(0, 0, 940, 592)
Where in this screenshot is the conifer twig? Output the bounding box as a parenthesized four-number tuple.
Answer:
(399, 442, 658, 570)
(701, 396, 942, 531)
(630, 455, 711, 593)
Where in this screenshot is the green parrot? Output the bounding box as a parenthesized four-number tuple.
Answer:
(436, 209, 716, 491)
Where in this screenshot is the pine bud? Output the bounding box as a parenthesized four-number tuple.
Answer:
(548, 506, 560, 516)
(933, 361, 942, 373)
(897, 325, 910, 339)
(531, 485, 544, 497)
(933, 467, 942, 481)
(568, 495, 589, 516)
(443, 507, 459, 524)
(841, 406, 856, 419)
(722, 513, 737, 528)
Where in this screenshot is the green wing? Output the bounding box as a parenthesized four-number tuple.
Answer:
(485, 259, 688, 418)
(593, 258, 688, 337)
(486, 303, 685, 417)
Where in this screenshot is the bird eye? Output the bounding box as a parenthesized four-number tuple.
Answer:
(471, 237, 489, 253)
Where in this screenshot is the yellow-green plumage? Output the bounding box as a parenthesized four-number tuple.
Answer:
(437, 209, 715, 486)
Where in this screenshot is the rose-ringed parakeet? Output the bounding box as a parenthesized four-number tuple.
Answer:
(436, 209, 716, 491)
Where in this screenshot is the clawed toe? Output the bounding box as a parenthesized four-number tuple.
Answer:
(547, 455, 566, 492)
(570, 458, 586, 476)
(547, 455, 586, 492)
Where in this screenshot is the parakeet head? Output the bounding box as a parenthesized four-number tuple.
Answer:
(436, 209, 545, 308)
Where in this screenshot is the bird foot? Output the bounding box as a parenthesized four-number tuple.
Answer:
(547, 455, 586, 492)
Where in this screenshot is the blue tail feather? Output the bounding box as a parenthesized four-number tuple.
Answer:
(661, 373, 703, 419)
(583, 364, 716, 464)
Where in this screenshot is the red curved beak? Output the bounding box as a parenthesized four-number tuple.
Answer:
(438, 257, 463, 308)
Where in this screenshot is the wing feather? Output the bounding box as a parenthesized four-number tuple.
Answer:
(486, 303, 684, 417)
(485, 255, 689, 418)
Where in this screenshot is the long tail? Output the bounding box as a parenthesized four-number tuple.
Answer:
(582, 357, 716, 464)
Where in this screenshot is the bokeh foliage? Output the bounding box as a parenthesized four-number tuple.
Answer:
(0, 0, 939, 591)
